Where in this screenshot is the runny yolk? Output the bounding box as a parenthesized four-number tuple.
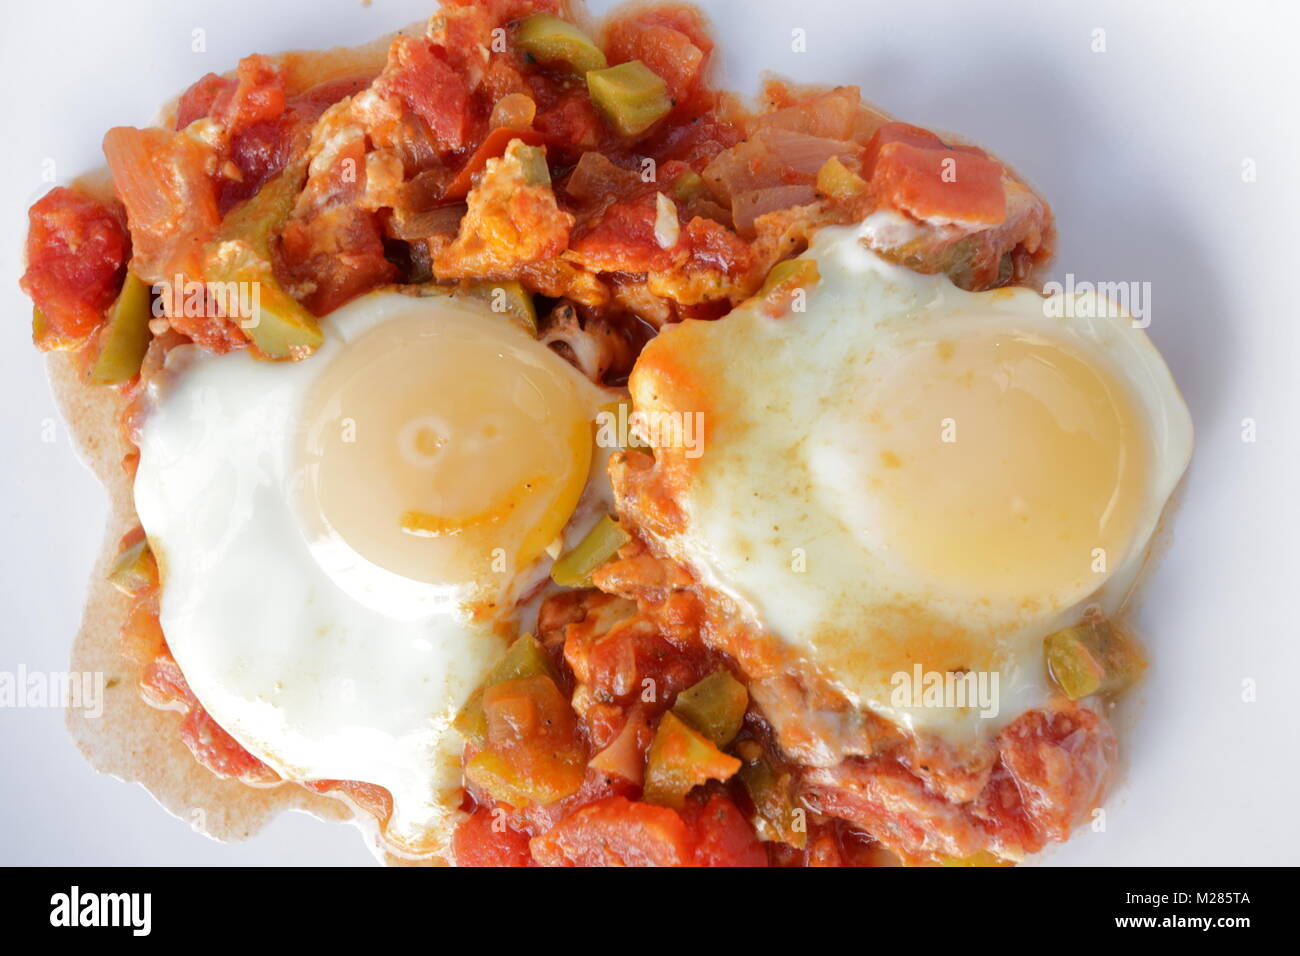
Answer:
(866, 331, 1150, 602)
(296, 307, 593, 593)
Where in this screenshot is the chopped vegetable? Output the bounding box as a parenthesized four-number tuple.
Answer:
(673, 669, 748, 747)
(759, 258, 820, 312)
(108, 534, 159, 595)
(586, 61, 673, 138)
(508, 139, 553, 187)
(206, 164, 323, 360)
(462, 279, 538, 333)
(464, 674, 586, 807)
(454, 633, 557, 743)
(671, 169, 707, 203)
(530, 795, 695, 866)
(816, 155, 867, 201)
(940, 850, 1013, 867)
(443, 128, 546, 201)
(551, 515, 630, 588)
(516, 13, 607, 74)
(643, 711, 741, 809)
(588, 708, 650, 785)
(31, 307, 47, 345)
(739, 751, 805, 848)
(87, 273, 153, 385)
(1044, 618, 1145, 700)
(596, 399, 650, 451)
(414, 279, 538, 334)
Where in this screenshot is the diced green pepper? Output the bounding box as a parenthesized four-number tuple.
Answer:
(586, 61, 673, 138)
(240, 276, 325, 360)
(816, 155, 867, 201)
(505, 139, 552, 187)
(550, 515, 630, 588)
(739, 752, 805, 848)
(454, 634, 557, 743)
(216, 163, 305, 257)
(465, 748, 584, 807)
(671, 169, 707, 203)
(595, 399, 651, 454)
(1044, 619, 1145, 700)
(760, 258, 820, 300)
(516, 13, 607, 74)
(88, 273, 153, 385)
(673, 669, 748, 748)
(108, 535, 159, 595)
(461, 279, 538, 334)
(643, 711, 741, 809)
(463, 674, 586, 807)
(207, 164, 323, 360)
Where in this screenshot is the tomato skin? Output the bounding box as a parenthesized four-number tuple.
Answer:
(21, 187, 129, 347)
(452, 806, 534, 867)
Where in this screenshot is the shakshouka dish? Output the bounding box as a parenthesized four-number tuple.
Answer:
(21, 0, 1192, 866)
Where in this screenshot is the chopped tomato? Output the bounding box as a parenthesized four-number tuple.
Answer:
(568, 188, 679, 273)
(222, 118, 296, 210)
(452, 806, 534, 866)
(532, 83, 606, 164)
(564, 614, 705, 707)
(604, 7, 711, 114)
(176, 73, 236, 129)
(682, 793, 768, 867)
(20, 188, 129, 347)
(376, 37, 471, 152)
(530, 795, 695, 866)
(864, 122, 1006, 226)
(983, 705, 1117, 845)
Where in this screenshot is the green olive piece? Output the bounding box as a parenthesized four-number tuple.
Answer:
(516, 13, 607, 74)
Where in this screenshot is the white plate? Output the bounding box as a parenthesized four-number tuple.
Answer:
(1, 0, 1296, 865)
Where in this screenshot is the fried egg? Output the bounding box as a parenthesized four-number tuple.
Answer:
(134, 290, 609, 854)
(629, 222, 1193, 747)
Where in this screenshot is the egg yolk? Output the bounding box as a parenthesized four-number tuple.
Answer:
(296, 306, 593, 595)
(864, 331, 1150, 602)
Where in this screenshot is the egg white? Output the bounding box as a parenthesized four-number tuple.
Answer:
(134, 290, 608, 855)
(629, 223, 1193, 748)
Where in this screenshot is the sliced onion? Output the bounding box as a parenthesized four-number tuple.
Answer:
(731, 185, 817, 235)
(746, 88, 861, 140)
(388, 202, 465, 240)
(565, 151, 640, 203)
(753, 128, 859, 176)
